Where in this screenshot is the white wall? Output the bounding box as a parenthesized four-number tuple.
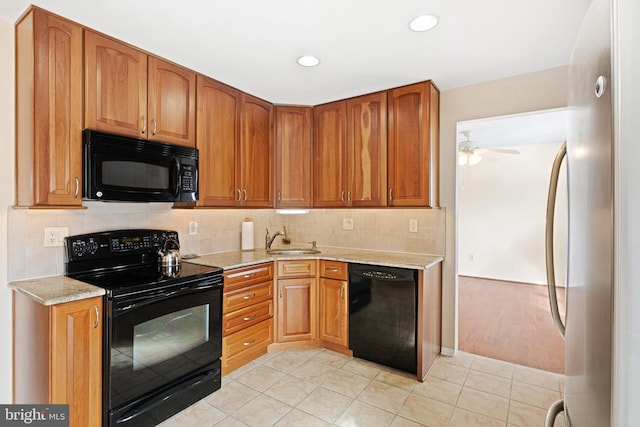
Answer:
(440, 66, 570, 353)
(458, 141, 567, 285)
(0, 17, 15, 404)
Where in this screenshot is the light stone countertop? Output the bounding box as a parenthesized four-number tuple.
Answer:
(187, 246, 444, 271)
(8, 275, 105, 306)
(8, 247, 443, 306)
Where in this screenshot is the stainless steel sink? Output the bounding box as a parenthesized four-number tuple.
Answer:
(266, 248, 321, 255)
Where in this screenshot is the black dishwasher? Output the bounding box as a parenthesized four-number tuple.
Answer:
(348, 263, 417, 374)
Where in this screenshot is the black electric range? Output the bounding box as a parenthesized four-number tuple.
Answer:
(64, 229, 223, 427)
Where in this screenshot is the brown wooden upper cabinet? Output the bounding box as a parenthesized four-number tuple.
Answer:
(15, 8, 83, 208)
(313, 91, 387, 207)
(274, 106, 313, 207)
(84, 31, 196, 147)
(195, 75, 241, 207)
(240, 94, 274, 207)
(387, 81, 440, 207)
(195, 74, 273, 207)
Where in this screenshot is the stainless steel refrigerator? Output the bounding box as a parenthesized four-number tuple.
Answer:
(545, 0, 613, 425)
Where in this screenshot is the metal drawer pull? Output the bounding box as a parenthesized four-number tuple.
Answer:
(243, 338, 256, 346)
(327, 268, 340, 273)
(243, 293, 256, 299)
(243, 273, 256, 279)
(93, 305, 99, 329)
(243, 314, 257, 321)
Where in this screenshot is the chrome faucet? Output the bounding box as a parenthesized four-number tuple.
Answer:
(265, 228, 283, 250)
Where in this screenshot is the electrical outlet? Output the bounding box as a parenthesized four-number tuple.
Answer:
(44, 227, 69, 247)
(469, 253, 475, 262)
(409, 219, 418, 233)
(343, 218, 354, 230)
(189, 221, 199, 235)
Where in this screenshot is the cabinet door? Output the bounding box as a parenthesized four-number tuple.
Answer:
(277, 278, 317, 342)
(347, 91, 388, 207)
(84, 31, 148, 138)
(387, 81, 439, 207)
(240, 94, 273, 207)
(18, 11, 83, 207)
(319, 278, 348, 347)
(313, 101, 348, 207)
(196, 75, 241, 206)
(147, 56, 196, 147)
(275, 106, 313, 207)
(50, 297, 102, 427)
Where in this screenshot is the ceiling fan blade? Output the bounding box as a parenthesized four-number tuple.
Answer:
(476, 148, 520, 155)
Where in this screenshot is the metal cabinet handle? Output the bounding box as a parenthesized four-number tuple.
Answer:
(243, 314, 257, 321)
(141, 116, 147, 134)
(242, 188, 248, 202)
(389, 188, 393, 201)
(152, 118, 157, 135)
(236, 188, 242, 202)
(545, 142, 567, 337)
(243, 338, 256, 346)
(74, 177, 79, 198)
(327, 268, 340, 273)
(347, 191, 352, 202)
(242, 293, 256, 300)
(341, 191, 345, 202)
(243, 273, 256, 279)
(93, 305, 99, 329)
(279, 285, 282, 299)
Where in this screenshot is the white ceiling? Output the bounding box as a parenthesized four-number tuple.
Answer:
(1, 0, 592, 105)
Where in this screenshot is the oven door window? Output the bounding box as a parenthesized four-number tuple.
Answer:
(110, 287, 222, 408)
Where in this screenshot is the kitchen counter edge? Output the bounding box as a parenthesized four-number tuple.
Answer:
(8, 247, 443, 306)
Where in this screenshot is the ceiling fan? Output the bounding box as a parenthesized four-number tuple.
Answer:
(458, 130, 520, 165)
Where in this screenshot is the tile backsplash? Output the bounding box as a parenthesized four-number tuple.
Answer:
(8, 203, 445, 281)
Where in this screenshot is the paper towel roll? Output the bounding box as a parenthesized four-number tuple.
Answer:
(241, 219, 254, 251)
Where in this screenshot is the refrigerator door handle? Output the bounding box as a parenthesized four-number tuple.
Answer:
(545, 142, 567, 337)
(545, 399, 565, 427)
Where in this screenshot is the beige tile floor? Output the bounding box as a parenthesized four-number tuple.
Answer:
(158, 349, 565, 427)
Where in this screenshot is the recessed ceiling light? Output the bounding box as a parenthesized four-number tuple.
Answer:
(297, 55, 320, 67)
(409, 14, 438, 32)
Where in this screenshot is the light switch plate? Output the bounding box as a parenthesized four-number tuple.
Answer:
(189, 221, 199, 235)
(343, 218, 354, 230)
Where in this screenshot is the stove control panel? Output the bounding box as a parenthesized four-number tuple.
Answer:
(65, 229, 179, 260)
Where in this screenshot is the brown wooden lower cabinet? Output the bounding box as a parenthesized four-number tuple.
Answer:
(13, 293, 103, 427)
(318, 261, 349, 351)
(275, 260, 318, 343)
(221, 263, 274, 374)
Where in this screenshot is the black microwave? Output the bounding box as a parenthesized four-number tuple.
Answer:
(83, 130, 198, 202)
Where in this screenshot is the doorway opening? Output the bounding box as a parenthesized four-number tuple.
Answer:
(455, 108, 567, 374)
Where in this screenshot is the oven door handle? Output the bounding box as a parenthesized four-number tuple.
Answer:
(115, 283, 220, 314)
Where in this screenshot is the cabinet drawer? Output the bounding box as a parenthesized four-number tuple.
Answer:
(223, 299, 273, 336)
(277, 259, 317, 278)
(223, 319, 273, 368)
(320, 260, 348, 280)
(224, 263, 274, 292)
(224, 281, 273, 312)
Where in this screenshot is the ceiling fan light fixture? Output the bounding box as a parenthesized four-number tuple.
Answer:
(409, 14, 439, 32)
(297, 55, 320, 67)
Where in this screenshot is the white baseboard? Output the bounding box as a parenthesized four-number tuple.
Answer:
(441, 347, 456, 357)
